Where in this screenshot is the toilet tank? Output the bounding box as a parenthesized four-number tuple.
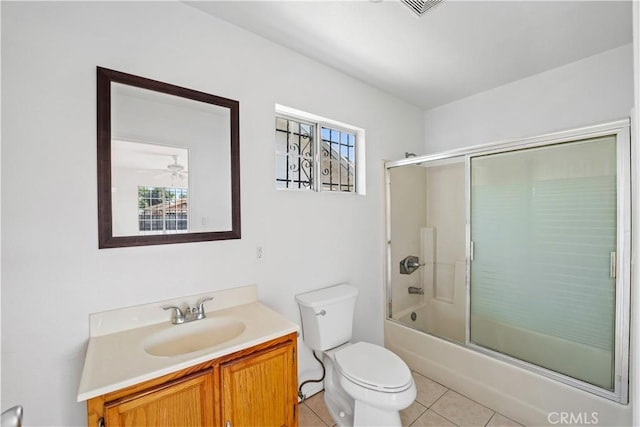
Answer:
(295, 284, 359, 351)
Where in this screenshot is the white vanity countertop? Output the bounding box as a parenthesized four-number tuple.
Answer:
(77, 286, 299, 402)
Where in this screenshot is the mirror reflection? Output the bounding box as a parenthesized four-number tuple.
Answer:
(111, 140, 191, 236)
(97, 67, 240, 248)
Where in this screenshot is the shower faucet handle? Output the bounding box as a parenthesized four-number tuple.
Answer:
(405, 259, 424, 268)
(400, 255, 425, 274)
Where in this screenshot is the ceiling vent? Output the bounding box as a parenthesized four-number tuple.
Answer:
(401, 0, 443, 16)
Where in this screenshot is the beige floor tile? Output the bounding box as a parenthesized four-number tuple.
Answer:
(304, 391, 335, 427)
(302, 376, 521, 427)
(411, 409, 457, 427)
(412, 371, 448, 407)
(487, 413, 523, 427)
(299, 403, 330, 427)
(431, 390, 494, 426)
(401, 400, 427, 426)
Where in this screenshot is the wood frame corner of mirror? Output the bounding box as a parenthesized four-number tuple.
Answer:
(96, 66, 240, 248)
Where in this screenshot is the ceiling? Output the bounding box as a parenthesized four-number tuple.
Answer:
(188, 1, 633, 110)
(112, 140, 189, 172)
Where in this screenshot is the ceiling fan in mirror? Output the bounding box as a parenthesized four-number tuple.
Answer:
(161, 155, 188, 181)
(134, 153, 189, 182)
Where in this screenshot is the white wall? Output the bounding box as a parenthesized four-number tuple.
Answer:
(631, 2, 640, 425)
(0, 0, 3, 412)
(424, 44, 633, 153)
(0, 2, 424, 425)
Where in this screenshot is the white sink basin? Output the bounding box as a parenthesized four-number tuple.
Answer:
(144, 317, 246, 357)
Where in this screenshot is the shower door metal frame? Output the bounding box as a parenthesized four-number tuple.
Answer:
(384, 118, 631, 403)
(464, 119, 631, 404)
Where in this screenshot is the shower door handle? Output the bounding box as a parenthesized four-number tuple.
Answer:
(610, 252, 617, 279)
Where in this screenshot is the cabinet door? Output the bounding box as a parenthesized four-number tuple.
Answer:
(104, 369, 214, 426)
(221, 342, 297, 427)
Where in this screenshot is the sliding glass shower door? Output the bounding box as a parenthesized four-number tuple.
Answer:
(385, 119, 630, 402)
(469, 135, 624, 393)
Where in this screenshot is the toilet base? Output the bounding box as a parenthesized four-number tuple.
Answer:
(323, 388, 354, 427)
(324, 389, 406, 427)
(353, 400, 402, 427)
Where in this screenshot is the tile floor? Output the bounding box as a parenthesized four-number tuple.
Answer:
(298, 371, 523, 427)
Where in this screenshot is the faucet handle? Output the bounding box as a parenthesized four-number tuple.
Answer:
(163, 305, 185, 324)
(194, 296, 214, 319)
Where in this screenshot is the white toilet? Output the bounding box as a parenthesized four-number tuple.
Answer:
(296, 284, 416, 427)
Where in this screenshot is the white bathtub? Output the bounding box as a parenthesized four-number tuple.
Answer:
(385, 318, 631, 426)
(395, 301, 465, 344)
(395, 307, 613, 390)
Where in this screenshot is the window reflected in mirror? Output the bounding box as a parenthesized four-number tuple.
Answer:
(111, 140, 191, 236)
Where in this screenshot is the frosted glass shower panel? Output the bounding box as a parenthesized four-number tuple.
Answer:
(469, 136, 617, 390)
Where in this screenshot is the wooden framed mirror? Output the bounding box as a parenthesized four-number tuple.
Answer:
(97, 67, 240, 248)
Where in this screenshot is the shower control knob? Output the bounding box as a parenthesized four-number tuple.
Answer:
(339, 411, 345, 418)
(399, 255, 424, 274)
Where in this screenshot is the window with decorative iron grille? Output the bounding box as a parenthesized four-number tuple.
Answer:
(275, 109, 362, 193)
(276, 117, 315, 190)
(320, 127, 356, 192)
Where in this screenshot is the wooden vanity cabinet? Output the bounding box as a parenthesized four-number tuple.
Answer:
(221, 340, 296, 427)
(87, 332, 298, 427)
(103, 370, 215, 426)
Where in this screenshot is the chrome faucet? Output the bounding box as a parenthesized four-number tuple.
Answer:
(400, 255, 425, 275)
(408, 286, 424, 295)
(163, 296, 214, 324)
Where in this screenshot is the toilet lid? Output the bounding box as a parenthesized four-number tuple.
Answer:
(334, 342, 412, 391)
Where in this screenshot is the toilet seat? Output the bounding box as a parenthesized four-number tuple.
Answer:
(334, 342, 413, 392)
